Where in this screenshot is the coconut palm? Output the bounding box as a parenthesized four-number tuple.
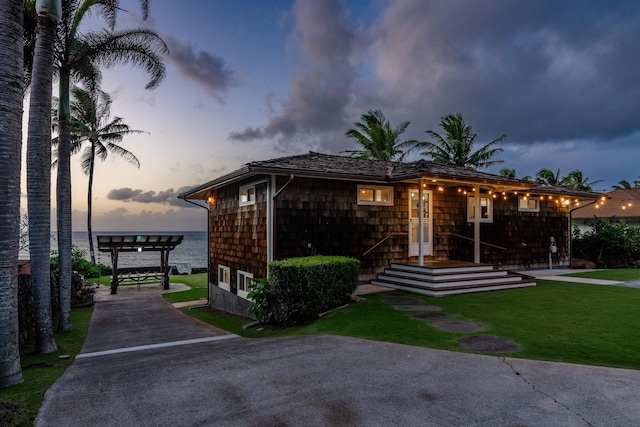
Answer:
(405, 113, 505, 170)
(0, 0, 25, 388)
(560, 170, 602, 191)
(535, 168, 562, 186)
(345, 109, 415, 161)
(26, 0, 61, 352)
(56, 86, 144, 265)
(612, 179, 640, 190)
(499, 168, 516, 179)
(53, 0, 167, 324)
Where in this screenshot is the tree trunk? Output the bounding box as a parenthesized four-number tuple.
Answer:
(56, 71, 73, 332)
(27, 13, 59, 353)
(88, 140, 96, 265)
(0, 0, 24, 388)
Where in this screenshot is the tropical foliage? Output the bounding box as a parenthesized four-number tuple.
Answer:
(345, 109, 415, 161)
(535, 168, 602, 191)
(54, 86, 144, 264)
(404, 113, 506, 170)
(49, 0, 167, 331)
(573, 218, 640, 268)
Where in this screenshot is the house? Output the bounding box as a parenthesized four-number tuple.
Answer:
(179, 152, 601, 317)
(573, 188, 640, 233)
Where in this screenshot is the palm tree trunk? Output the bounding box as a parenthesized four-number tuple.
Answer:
(56, 71, 73, 332)
(27, 12, 59, 353)
(88, 140, 96, 265)
(0, 0, 24, 388)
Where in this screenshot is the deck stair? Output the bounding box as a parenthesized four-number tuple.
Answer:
(371, 260, 536, 296)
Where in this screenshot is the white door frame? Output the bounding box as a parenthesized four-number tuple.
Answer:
(408, 188, 433, 257)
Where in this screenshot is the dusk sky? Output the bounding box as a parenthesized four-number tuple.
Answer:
(23, 0, 640, 232)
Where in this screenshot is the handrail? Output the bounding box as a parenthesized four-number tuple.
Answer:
(362, 232, 408, 257)
(440, 232, 507, 251)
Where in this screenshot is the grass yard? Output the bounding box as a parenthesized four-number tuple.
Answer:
(184, 276, 640, 371)
(566, 268, 640, 282)
(0, 307, 93, 427)
(165, 273, 208, 303)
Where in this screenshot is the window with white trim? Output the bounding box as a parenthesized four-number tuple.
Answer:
(239, 185, 256, 206)
(467, 196, 493, 222)
(518, 196, 540, 212)
(237, 270, 253, 300)
(218, 265, 230, 291)
(357, 185, 393, 206)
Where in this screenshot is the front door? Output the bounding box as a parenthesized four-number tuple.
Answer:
(409, 189, 432, 256)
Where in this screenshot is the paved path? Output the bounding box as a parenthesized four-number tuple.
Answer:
(35, 286, 640, 426)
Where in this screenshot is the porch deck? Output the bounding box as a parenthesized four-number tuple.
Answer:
(371, 260, 536, 296)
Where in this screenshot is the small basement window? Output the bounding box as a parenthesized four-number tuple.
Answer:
(239, 185, 256, 206)
(237, 270, 253, 300)
(218, 265, 230, 291)
(518, 196, 540, 212)
(467, 196, 493, 222)
(357, 185, 393, 206)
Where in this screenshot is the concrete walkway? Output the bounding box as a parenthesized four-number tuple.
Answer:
(35, 283, 640, 426)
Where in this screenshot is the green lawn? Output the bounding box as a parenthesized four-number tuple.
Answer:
(184, 275, 640, 371)
(165, 273, 208, 303)
(566, 269, 640, 281)
(0, 307, 93, 427)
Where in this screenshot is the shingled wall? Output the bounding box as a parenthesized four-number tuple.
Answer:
(274, 176, 410, 279)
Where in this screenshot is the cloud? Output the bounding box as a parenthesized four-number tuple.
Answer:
(228, 0, 361, 152)
(229, 0, 640, 154)
(164, 35, 237, 103)
(107, 186, 196, 207)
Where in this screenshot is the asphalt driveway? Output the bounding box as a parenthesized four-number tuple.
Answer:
(35, 291, 640, 426)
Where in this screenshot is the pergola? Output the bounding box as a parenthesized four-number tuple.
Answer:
(97, 235, 184, 294)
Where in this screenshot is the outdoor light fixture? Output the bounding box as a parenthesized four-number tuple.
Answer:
(137, 247, 142, 252)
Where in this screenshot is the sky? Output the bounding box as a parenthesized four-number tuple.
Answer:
(23, 0, 640, 232)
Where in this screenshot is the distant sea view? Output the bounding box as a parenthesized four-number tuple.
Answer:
(20, 231, 208, 270)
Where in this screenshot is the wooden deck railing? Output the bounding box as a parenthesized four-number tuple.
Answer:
(440, 232, 507, 251)
(362, 232, 408, 257)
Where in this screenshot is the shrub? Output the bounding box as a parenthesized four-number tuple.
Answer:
(50, 246, 112, 278)
(573, 217, 640, 268)
(253, 255, 360, 326)
(247, 278, 273, 324)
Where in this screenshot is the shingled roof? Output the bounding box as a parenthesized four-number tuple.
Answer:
(179, 152, 601, 201)
(573, 188, 640, 219)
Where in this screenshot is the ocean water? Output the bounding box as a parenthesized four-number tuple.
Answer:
(21, 231, 208, 269)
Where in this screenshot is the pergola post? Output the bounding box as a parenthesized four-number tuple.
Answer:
(110, 248, 119, 294)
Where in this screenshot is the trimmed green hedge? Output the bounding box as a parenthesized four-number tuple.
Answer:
(249, 255, 360, 325)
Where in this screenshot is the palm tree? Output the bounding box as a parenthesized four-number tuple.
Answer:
(612, 179, 640, 190)
(26, 0, 61, 353)
(345, 109, 415, 161)
(53, 0, 167, 326)
(62, 86, 144, 264)
(0, 0, 25, 388)
(404, 113, 505, 170)
(535, 168, 562, 186)
(560, 170, 602, 191)
(499, 168, 516, 179)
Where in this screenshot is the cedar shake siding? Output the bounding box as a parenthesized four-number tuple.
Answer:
(209, 178, 268, 294)
(274, 176, 409, 279)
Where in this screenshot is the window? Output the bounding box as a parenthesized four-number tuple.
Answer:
(357, 185, 393, 206)
(218, 265, 230, 291)
(518, 196, 540, 212)
(239, 185, 256, 206)
(237, 270, 253, 300)
(467, 196, 493, 222)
